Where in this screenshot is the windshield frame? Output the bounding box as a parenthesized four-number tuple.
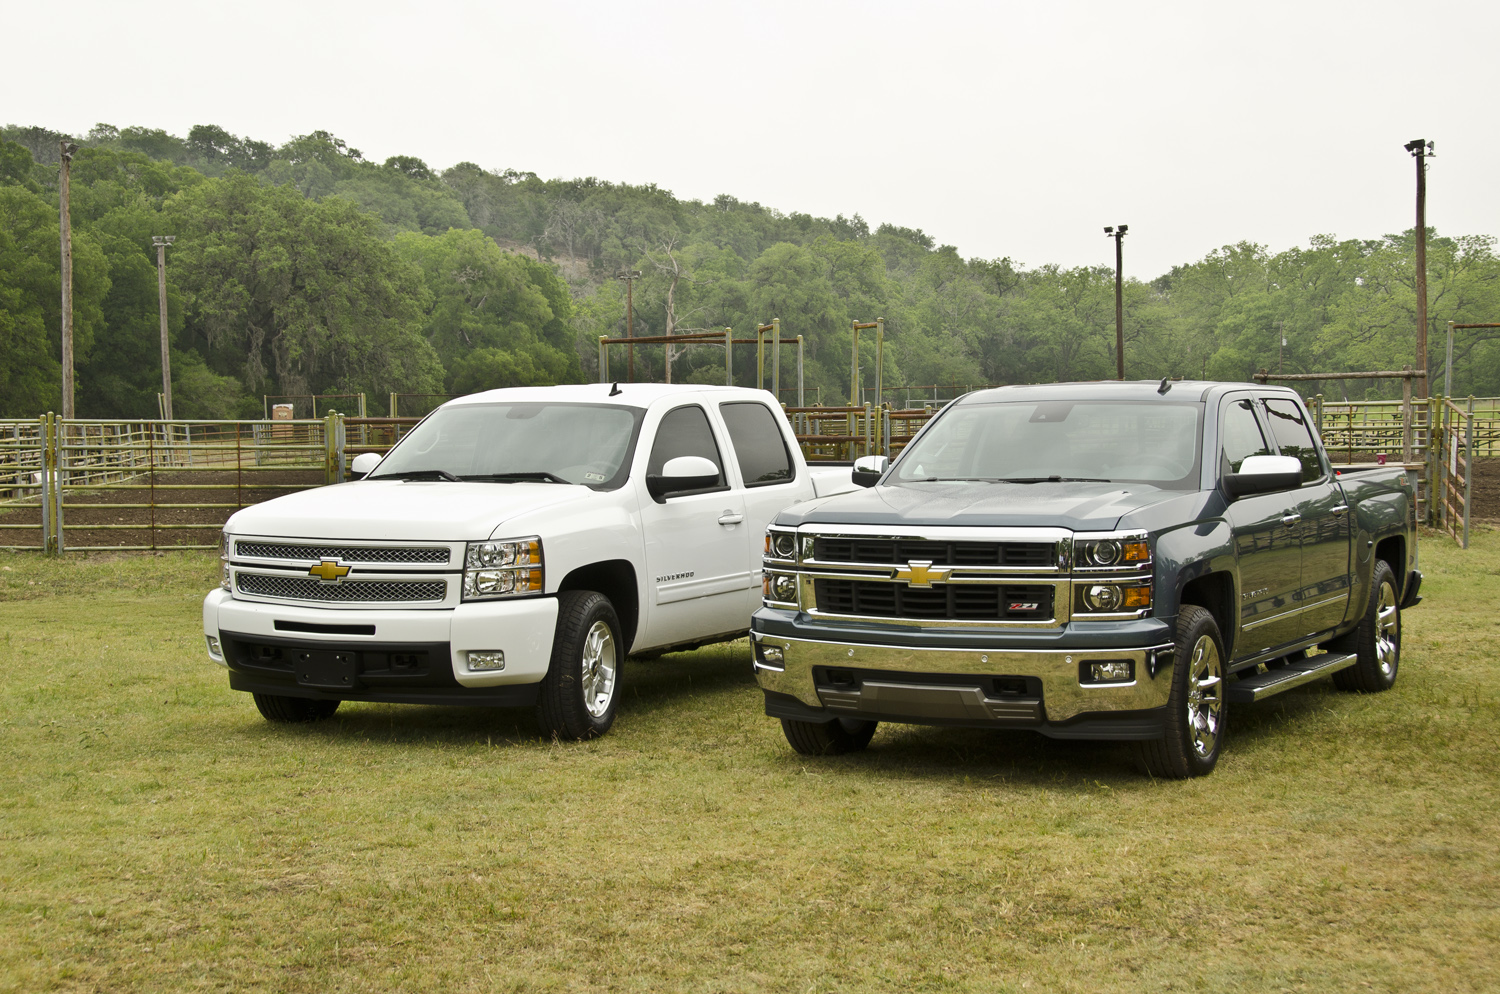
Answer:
(889, 397, 1206, 491)
(368, 401, 648, 491)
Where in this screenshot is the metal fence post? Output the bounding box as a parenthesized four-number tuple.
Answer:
(1463, 396, 1475, 549)
(41, 413, 55, 554)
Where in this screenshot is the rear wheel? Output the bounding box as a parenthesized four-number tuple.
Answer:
(1138, 605, 1225, 778)
(1330, 560, 1401, 693)
(781, 717, 878, 756)
(252, 693, 340, 723)
(536, 590, 622, 740)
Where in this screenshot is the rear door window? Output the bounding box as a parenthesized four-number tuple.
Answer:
(719, 402, 795, 487)
(1263, 398, 1323, 483)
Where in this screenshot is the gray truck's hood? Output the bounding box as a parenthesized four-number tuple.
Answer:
(225, 479, 597, 541)
(777, 481, 1178, 532)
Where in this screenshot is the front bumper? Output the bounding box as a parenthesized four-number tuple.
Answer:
(751, 609, 1175, 733)
(202, 588, 559, 704)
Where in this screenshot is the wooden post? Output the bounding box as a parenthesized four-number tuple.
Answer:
(1463, 396, 1474, 549)
(1401, 367, 1413, 463)
(153, 236, 176, 420)
(59, 142, 78, 420)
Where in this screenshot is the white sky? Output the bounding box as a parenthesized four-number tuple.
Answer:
(4, 0, 1494, 279)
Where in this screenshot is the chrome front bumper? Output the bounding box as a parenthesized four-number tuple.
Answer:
(751, 631, 1175, 724)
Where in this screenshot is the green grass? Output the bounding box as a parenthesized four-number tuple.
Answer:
(2, 535, 1499, 993)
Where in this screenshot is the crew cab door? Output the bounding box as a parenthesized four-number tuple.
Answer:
(635, 403, 750, 649)
(1261, 396, 1352, 637)
(1219, 395, 1305, 654)
(715, 399, 808, 615)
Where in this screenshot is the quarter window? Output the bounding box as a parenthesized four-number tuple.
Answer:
(1220, 399, 1270, 475)
(647, 405, 726, 486)
(719, 402, 794, 487)
(1263, 398, 1322, 483)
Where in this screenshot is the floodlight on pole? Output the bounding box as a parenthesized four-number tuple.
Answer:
(153, 236, 177, 420)
(1104, 224, 1128, 379)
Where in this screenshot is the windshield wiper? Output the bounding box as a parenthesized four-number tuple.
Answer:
(461, 472, 571, 485)
(371, 469, 461, 482)
(1003, 476, 1111, 484)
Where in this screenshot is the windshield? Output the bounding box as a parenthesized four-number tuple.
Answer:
(894, 400, 1203, 489)
(370, 403, 645, 488)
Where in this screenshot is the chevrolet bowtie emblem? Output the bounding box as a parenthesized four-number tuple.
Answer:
(894, 560, 950, 588)
(308, 560, 351, 582)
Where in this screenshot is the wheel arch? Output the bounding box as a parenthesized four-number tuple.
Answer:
(1178, 569, 1236, 660)
(557, 560, 639, 652)
(1374, 535, 1405, 597)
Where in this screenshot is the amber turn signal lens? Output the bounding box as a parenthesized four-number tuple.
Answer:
(1124, 586, 1152, 608)
(1123, 541, 1149, 562)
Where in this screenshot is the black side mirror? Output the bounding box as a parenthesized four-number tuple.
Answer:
(1224, 454, 1303, 499)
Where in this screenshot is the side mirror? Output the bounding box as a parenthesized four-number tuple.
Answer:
(851, 454, 888, 488)
(1223, 454, 1303, 499)
(646, 455, 720, 502)
(349, 452, 382, 480)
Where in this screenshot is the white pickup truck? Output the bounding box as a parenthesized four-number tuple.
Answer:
(202, 384, 856, 738)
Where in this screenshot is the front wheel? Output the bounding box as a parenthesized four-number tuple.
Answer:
(781, 717, 878, 756)
(252, 693, 340, 723)
(1330, 560, 1401, 693)
(536, 590, 622, 740)
(1138, 604, 1226, 778)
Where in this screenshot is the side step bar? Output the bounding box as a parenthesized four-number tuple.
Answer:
(1226, 652, 1358, 704)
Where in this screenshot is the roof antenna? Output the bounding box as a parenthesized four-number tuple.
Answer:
(608, 382, 622, 396)
(1157, 376, 1171, 395)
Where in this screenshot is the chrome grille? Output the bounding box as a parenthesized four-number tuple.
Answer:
(237, 573, 447, 603)
(234, 542, 450, 565)
(813, 537, 1053, 568)
(814, 580, 1054, 621)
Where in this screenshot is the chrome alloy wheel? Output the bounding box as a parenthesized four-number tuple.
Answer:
(580, 619, 618, 718)
(1185, 633, 1224, 759)
(1375, 580, 1400, 679)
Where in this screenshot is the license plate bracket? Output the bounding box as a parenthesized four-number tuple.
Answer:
(291, 648, 361, 690)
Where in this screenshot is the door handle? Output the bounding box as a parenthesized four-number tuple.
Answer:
(717, 511, 744, 525)
(1330, 504, 1349, 517)
(1280, 513, 1302, 527)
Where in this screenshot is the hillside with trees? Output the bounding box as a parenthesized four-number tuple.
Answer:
(2, 121, 1498, 420)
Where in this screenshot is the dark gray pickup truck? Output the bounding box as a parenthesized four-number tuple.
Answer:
(751, 380, 1421, 777)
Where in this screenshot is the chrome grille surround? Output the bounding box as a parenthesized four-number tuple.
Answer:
(234, 541, 450, 565)
(236, 573, 447, 604)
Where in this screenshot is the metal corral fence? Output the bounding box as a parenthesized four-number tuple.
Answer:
(0, 415, 415, 553)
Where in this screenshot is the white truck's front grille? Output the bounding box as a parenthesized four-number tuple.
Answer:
(234, 542, 451, 565)
(236, 574, 448, 603)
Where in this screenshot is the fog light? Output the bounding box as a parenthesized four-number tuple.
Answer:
(1089, 660, 1133, 683)
(756, 644, 785, 667)
(1085, 584, 1123, 611)
(205, 635, 222, 659)
(467, 650, 505, 671)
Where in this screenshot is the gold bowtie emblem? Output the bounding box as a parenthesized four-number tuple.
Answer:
(894, 560, 950, 588)
(308, 560, 351, 582)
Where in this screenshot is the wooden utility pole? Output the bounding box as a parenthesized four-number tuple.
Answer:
(616, 269, 641, 381)
(153, 236, 176, 420)
(59, 141, 78, 419)
(1104, 224, 1128, 379)
(1405, 139, 1434, 399)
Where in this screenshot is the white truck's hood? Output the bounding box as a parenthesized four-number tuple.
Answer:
(225, 480, 598, 541)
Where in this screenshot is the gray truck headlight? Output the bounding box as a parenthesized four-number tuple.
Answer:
(764, 528, 799, 563)
(762, 570, 798, 607)
(463, 537, 543, 600)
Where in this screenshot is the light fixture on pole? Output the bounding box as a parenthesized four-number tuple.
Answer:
(153, 236, 177, 420)
(616, 270, 642, 382)
(1103, 225, 1128, 379)
(1404, 139, 1435, 400)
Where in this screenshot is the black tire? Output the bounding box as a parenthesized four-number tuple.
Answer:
(252, 693, 340, 723)
(1329, 560, 1401, 693)
(1138, 604, 1227, 779)
(780, 717, 878, 756)
(536, 590, 623, 740)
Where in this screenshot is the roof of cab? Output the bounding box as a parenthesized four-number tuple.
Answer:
(958, 380, 1299, 406)
(444, 382, 770, 409)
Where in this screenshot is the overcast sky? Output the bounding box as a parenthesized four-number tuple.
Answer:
(5, 0, 1495, 278)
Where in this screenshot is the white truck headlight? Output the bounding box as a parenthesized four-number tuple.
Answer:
(463, 538, 543, 600)
(220, 531, 232, 591)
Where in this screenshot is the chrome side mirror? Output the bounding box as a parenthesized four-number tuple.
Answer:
(852, 454, 889, 488)
(1224, 454, 1303, 499)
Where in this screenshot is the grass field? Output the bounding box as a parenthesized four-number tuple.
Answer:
(2, 533, 1498, 993)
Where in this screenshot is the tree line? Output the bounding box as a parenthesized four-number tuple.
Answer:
(2, 121, 1498, 420)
